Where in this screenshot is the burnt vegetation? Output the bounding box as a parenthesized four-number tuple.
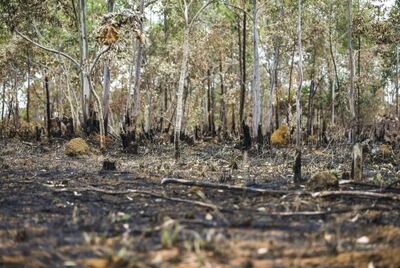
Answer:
(1, 0, 400, 267)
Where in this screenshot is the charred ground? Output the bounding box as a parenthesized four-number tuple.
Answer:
(1, 138, 400, 267)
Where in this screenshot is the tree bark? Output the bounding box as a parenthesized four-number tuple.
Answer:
(396, 45, 399, 118)
(239, 9, 247, 126)
(13, 72, 19, 130)
(174, 0, 214, 158)
(1, 82, 5, 125)
(79, 0, 91, 126)
(174, 27, 190, 159)
(287, 42, 295, 130)
(219, 57, 227, 135)
(26, 51, 31, 123)
(266, 40, 280, 135)
(294, 0, 303, 182)
(348, 0, 356, 144)
(132, 0, 144, 125)
(102, 63, 111, 135)
(207, 68, 215, 135)
(102, 0, 114, 136)
(251, 0, 261, 138)
(45, 75, 51, 138)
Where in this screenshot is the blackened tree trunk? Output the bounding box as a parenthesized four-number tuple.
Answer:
(45, 75, 51, 138)
(13, 72, 19, 130)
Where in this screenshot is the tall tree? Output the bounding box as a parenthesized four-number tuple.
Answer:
(348, 0, 356, 144)
(239, 2, 247, 127)
(294, 0, 303, 182)
(174, 0, 214, 159)
(102, 0, 115, 136)
(251, 0, 261, 139)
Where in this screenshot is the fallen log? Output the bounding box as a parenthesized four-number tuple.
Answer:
(161, 177, 293, 195)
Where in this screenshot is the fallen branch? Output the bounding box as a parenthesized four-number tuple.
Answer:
(312, 190, 400, 201)
(161, 177, 293, 195)
(382, 179, 400, 192)
(52, 185, 223, 211)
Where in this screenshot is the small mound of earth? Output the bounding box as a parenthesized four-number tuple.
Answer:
(65, 138, 90, 156)
(306, 171, 339, 191)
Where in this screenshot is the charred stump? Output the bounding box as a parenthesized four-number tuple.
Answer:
(242, 122, 251, 150)
(102, 159, 117, 171)
(293, 149, 302, 183)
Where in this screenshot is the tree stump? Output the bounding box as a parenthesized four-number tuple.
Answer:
(102, 160, 116, 171)
(242, 122, 251, 150)
(351, 143, 363, 181)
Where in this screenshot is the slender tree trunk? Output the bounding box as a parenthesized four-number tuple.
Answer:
(239, 10, 247, 126)
(275, 62, 280, 130)
(1, 82, 5, 124)
(251, 0, 261, 138)
(102, 64, 111, 135)
(329, 18, 340, 92)
(132, 0, 144, 124)
(58, 55, 80, 133)
(266, 40, 280, 135)
(307, 80, 315, 137)
(45, 75, 51, 138)
(14, 73, 19, 130)
(89, 82, 106, 150)
(231, 103, 236, 134)
(174, 27, 190, 159)
(79, 0, 91, 126)
(220, 57, 227, 135)
(102, 0, 115, 136)
(294, 0, 303, 182)
(331, 76, 335, 125)
(306, 48, 316, 137)
(125, 61, 134, 124)
(163, 85, 168, 131)
(287, 43, 295, 129)
(237, 16, 243, 127)
(26, 52, 31, 123)
(396, 45, 399, 118)
(207, 68, 213, 134)
(144, 83, 152, 134)
(348, 0, 356, 144)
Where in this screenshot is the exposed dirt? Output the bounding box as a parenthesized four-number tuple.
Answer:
(1, 138, 400, 267)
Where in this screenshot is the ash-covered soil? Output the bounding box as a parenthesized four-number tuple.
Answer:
(1, 138, 400, 267)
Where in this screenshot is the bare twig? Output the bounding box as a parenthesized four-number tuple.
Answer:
(90, 45, 112, 74)
(15, 30, 80, 68)
(161, 177, 293, 195)
(52, 185, 223, 211)
(312, 190, 400, 201)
